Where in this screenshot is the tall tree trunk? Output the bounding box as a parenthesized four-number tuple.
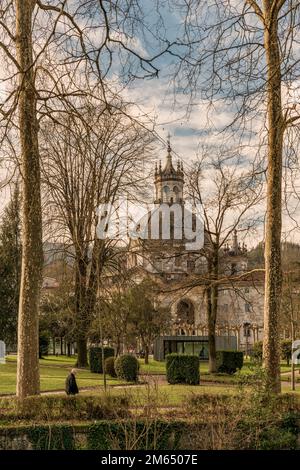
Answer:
(206, 251, 219, 374)
(206, 285, 216, 373)
(77, 339, 88, 368)
(144, 344, 149, 365)
(16, 0, 43, 399)
(262, 6, 284, 394)
(75, 257, 89, 367)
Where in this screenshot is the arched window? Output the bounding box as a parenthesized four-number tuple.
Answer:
(162, 185, 170, 202)
(173, 186, 179, 202)
(176, 299, 195, 325)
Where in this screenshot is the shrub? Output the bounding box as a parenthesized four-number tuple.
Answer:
(166, 354, 200, 385)
(115, 354, 139, 382)
(252, 341, 263, 363)
(89, 347, 114, 373)
(184, 390, 299, 450)
(105, 356, 117, 377)
(216, 350, 243, 374)
(0, 395, 130, 422)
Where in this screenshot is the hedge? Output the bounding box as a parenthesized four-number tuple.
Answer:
(166, 354, 200, 385)
(1, 413, 297, 450)
(89, 347, 114, 373)
(87, 420, 183, 450)
(0, 421, 184, 451)
(0, 395, 129, 422)
(115, 354, 139, 382)
(216, 350, 243, 374)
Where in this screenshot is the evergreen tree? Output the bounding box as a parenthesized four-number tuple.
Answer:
(0, 186, 21, 347)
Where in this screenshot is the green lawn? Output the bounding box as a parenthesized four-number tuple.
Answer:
(81, 383, 237, 406)
(139, 358, 299, 380)
(139, 359, 211, 375)
(0, 355, 125, 395)
(2, 355, 299, 397)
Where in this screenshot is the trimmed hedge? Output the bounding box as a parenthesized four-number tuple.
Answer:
(0, 395, 130, 422)
(115, 354, 139, 382)
(216, 350, 243, 374)
(166, 354, 200, 385)
(104, 356, 117, 377)
(89, 347, 114, 373)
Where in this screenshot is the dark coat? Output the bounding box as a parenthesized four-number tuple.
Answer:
(65, 373, 79, 395)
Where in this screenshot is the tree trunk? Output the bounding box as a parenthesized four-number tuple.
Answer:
(205, 250, 219, 374)
(77, 338, 88, 368)
(67, 342, 71, 357)
(16, 0, 43, 399)
(262, 7, 284, 394)
(75, 257, 89, 367)
(60, 337, 63, 356)
(144, 345, 149, 365)
(206, 285, 216, 373)
(52, 337, 55, 355)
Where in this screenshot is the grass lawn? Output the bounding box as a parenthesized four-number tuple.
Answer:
(139, 359, 211, 375)
(0, 355, 125, 395)
(139, 358, 299, 380)
(81, 383, 238, 406)
(2, 355, 298, 397)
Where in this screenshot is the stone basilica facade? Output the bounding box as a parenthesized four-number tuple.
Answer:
(127, 142, 265, 356)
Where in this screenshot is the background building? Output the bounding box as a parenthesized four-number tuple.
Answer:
(128, 142, 265, 354)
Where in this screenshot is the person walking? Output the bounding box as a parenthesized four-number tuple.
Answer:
(65, 368, 79, 395)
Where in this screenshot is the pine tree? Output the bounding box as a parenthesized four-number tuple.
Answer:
(0, 186, 21, 347)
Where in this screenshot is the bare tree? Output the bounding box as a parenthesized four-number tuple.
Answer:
(14, 0, 43, 398)
(0, 0, 169, 396)
(41, 102, 154, 366)
(185, 149, 262, 372)
(166, 0, 300, 392)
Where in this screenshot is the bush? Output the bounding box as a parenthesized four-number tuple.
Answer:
(104, 356, 117, 377)
(89, 347, 114, 373)
(184, 390, 299, 450)
(216, 350, 243, 374)
(0, 395, 130, 422)
(0, 420, 184, 450)
(115, 354, 139, 382)
(166, 354, 200, 385)
(252, 341, 263, 363)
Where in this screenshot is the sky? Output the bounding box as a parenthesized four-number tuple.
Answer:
(1, 0, 300, 247)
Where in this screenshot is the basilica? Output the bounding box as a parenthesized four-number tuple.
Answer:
(127, 141, 265, 359)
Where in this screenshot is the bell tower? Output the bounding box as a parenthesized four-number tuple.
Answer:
(154, 135, 184, 205)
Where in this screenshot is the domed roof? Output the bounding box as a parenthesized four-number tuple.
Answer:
(130, 204, 205, 251)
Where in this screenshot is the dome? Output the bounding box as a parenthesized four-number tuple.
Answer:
(131, 203, 205, 251)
